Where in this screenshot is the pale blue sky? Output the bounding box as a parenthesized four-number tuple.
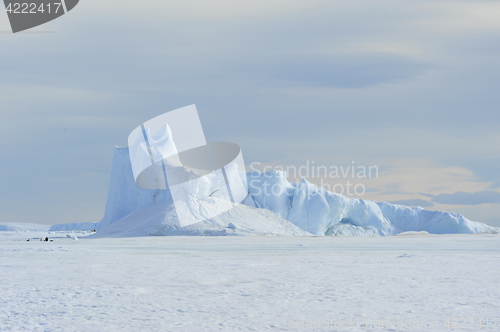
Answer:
(1, 0, 499, 226)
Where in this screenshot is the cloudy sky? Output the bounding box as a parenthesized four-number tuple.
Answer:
(1, 0, 499, 226)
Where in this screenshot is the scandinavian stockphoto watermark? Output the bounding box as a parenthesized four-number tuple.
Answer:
(127, 105, 248, 227)
(249, 160, 379, 197)
(3, 0, 79, 33)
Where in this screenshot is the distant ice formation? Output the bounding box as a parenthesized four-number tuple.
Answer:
(244, 171, 494, 236)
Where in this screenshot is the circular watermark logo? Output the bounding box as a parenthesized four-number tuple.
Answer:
(3, 0, 79, 33)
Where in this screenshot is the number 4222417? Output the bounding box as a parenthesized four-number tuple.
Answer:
(6, 3, 63, 14)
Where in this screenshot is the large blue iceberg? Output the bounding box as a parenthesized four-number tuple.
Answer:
(50, 147, 497, 236)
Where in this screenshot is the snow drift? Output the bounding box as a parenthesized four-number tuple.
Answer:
(50, 147, 497, 237)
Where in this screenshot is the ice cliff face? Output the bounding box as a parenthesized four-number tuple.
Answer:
(97, 147, 172, 230)
(50, 147, 496, 236)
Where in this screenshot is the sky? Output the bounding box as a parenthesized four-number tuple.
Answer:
(0, 0, 499, 226)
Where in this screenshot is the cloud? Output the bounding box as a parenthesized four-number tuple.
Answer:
(488, 178, 500, 190)
(250, 54, 429, 88)
(389, 199, 433, 207)
(415, 2, 500, 34)
(430, 190, 500, 206)
(2, 0, 500, 226)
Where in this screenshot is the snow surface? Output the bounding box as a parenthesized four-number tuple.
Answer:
(1, 232, 499, 331)
(50, 147, 498, 237)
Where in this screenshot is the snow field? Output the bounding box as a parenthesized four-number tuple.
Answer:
(1, 232, 499, 331)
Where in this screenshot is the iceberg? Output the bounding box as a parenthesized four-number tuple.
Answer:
(50, 146, 497, 236)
